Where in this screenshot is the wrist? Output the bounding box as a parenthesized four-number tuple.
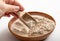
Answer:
(0, 2, 7, 18)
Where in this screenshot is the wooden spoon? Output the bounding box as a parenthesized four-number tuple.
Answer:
(14, 11, 37, 28)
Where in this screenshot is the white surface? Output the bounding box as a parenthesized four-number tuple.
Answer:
(0, 0, 60, 41)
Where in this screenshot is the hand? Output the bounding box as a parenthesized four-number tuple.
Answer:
(0, 0, 24, 17)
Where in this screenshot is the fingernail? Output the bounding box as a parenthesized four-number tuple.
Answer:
(13, 6, 19, 12)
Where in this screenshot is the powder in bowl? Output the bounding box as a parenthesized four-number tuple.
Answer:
(11, 15, 55, 37)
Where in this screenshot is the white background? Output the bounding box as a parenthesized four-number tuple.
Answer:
(0, 0, 60, 41)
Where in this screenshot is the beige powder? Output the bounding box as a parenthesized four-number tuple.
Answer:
(11, 15, 55, 37)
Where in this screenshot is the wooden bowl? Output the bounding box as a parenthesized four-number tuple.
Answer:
(8, 12, 56, 41)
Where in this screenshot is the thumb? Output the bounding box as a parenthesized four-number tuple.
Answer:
(5, 4, 19, 13)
